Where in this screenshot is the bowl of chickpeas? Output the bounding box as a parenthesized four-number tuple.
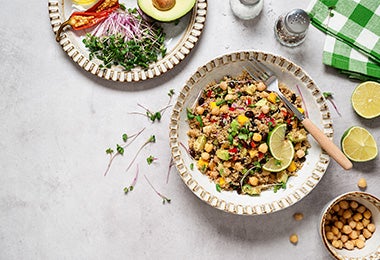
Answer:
(320, 191, 380, 259)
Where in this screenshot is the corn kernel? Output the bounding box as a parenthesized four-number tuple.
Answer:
(197, 158, 208, 169)
(209, 101, 217, 109)
(287, 161, 297, 172)
(237, 114, 249, 126)
(297, 107, 305, 114)
(248, 150, 258, 158)
(219, 177, 226, 187)
(267, 92, 278, 103)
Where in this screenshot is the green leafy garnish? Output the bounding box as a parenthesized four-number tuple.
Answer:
(216, 184, 222, 192)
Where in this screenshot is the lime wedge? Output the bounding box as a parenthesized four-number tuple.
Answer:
(351, 81, 380, 119)
(263, 124, 295, 172)
(263, 157, 293, 172)
(267, 124, 295, 160)
(341, 126, 378, 162)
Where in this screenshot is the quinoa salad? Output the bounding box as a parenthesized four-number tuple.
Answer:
(186, 71, 311, 195)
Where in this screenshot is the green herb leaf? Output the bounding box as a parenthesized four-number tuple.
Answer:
(168, 89, 175, 97)
(122, 133, 128, 142)
(106, 148, 114, 154)
(195, 115, 204, 127)
(186, 108, 195, 120)
(116, 144, 124, 155)
(190, 163, 194, 170)
(147, 155, 155, 165)
(216, 184, 222, 192)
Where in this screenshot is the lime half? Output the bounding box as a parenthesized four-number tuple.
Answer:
(263, 124, 295, 172)
(267, 124, 295, 160)
(341, 126, 378, 162)
(351, 81, 380, 119)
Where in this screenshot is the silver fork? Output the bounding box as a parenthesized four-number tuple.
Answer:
(243, 60, 353, 170)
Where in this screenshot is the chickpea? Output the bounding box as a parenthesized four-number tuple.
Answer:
(201, 152, 210, 161)
(289, 234, 298, 245)
(343, 209, 352, 219)
(350, 200, 359, 209)
(342, 225, 352, 234)
(293, 213, 304, 221)
(257, 82, 267, 91)
(339, 200, 349, 210)
(248, 176, 259, 186)
(196, 106, 205, 115)
(358, 234, 365, 241)
(252, 133, 262, 142)
(367, 223, 376, 233)
(341, 235, 349, 243)
(344, 240, 355, 250)
(353, 213, 363, 222)
(326, 231, 334, 241)
(348, 220, 356, 229)
(225, 94, 236, 101)
(355, 239, 365, 249)
(349, 230, 358, 240)
(331, 226, 340, 235)
(357, 205, 366, 214)
(211, 107, 220, 115)
(220, 81, 228, 90)
(334, 221, 344, 229)
(356, 222, 364, 231)
(261, 105, 270, 114)
(363, 210, 372, 219)
(362, 218, 370, 227)
(296, 149, 305, 158)
(363, 228, 372, 239)
(357, 177, 367, 189)
(204, 143, 213, 153)
(332, 204, 340, 212)
(258, 143, 268, 153)
(220, 104, 229, 114)
(332, 240, 343, 249)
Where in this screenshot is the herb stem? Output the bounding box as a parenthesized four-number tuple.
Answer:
(144, 175, 171, 204)
(125, 135, 156, 173)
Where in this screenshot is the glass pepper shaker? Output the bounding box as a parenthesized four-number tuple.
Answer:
(274, 9, 310, 47)
(230, 0, 264, 20)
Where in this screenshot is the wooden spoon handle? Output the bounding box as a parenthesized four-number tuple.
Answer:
(302, 118, 353, 170)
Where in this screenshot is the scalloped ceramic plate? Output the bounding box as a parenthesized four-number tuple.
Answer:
(48, 0, 207, 82)
(169, 51, 332, 215)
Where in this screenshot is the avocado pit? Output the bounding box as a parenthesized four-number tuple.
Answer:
(152, 0, 176, 11)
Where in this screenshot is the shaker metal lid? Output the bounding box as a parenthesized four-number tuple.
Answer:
(285, 9, 310, 34)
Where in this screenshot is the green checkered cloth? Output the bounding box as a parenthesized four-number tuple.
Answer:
(307, 0, 380, 80)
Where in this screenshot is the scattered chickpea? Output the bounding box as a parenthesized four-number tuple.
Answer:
(357, 178, 367, 189)
(363, 228, 372, 239)
(332, 240, 342, 249)
(350, 201, 359, 209)
(293, 212, 304, 221)
(342, 209, 352, 219)
(341, 235, 348, 243)
(353, 213, 363, 222)
(211, 107, 220, 115)
(342, 225, 352, 234)
(289, 234, 298, 245)
(357, 205, 366, 214)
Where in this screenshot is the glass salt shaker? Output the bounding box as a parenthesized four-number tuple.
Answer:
(230, 0, 264, 20)
(274, 9, 310, 47)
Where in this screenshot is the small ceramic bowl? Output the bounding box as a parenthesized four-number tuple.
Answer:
(320, 191, 380, 259)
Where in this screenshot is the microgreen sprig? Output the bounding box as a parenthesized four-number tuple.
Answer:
(124, 164, 139, 194)
(146, 155, 157, 165)
(126, 135, 156, 173)
(104, 128, 145, 176)
(130, 103, 173, 123)
(323, 92, 342, 117)
(144, 175, 171, 204)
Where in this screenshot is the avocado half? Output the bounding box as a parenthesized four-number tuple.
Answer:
(137, 0, 197, 22)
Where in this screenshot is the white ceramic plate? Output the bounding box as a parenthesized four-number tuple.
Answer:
(48, 0, 207, 82)
(169, 51, 332, 215)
